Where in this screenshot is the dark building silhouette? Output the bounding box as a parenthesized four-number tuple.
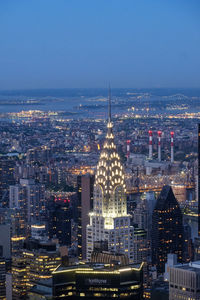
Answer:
(77, 174, 94, 260)
(152, 185, 183, 273)
(194, 124, 200, 260)
(48, 196, 71, 246)
(0, 156, 15, 207)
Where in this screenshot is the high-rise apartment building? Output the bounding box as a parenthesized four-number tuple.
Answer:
(11, 239, 61, 299)
(86, 94, 134, 262)
(152, 185, 183, 273)
(0, 157, 15, 207)
(9, 179, 46, 226)
(77, 174, 94, 260)
(169, 261, 200, 300)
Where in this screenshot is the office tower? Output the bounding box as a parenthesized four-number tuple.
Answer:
(132, 227, 147, 264)
(133, 192, 156, 259)
(9, 179, 46, 225)
(0, 224, 11, 261)
(169, 261, 200, 300)
(48, 196, 71, 246)
(0, 156, 15, 207)
(12, 255, 27, 300)
(0, 255, 6, 300)
(152, 185, 183, 273)
(22, 239, 61, 286)
(77, 174, 94, 260)
(0, 207, 26, 256)
(86, 92, 135, 262)
(194, 124, 200, 260)
(10, 209, 26, 255)
(53, 260, 143, 299)
(12, 239, 61, 299)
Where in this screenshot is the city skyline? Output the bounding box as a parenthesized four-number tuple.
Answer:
(1, 1, 200, 299)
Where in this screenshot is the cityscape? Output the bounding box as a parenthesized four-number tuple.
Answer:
(1, 1, 200, 299)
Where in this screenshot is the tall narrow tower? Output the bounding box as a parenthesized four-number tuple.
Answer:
(157, 131, 162, 162)
(126, 140, 131, 159)
(148, 130, 153, 159)
(170, 131, 174, 163)
(86, 89, 134, 262)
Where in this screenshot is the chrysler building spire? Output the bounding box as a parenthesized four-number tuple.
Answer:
(86, 87, 134, 262)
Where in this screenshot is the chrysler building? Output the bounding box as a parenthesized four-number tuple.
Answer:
(86, 90, 134, 261)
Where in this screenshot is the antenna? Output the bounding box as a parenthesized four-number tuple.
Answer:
(108, 85, 111, 122)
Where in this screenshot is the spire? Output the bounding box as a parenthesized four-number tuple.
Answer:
(108, 85, 111, 122)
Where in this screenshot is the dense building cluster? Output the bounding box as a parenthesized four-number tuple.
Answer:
(0, 93, 200, 299)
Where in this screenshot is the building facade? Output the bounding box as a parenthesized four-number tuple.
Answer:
(152, 185, 183, 273)
(169, 261, 200, 300)
(77, 174, 94, 260)
(86, 102, 134, 262)
(53, 262, 143, 299)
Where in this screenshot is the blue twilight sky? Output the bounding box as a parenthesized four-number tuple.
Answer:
(0, 0, 200, 90)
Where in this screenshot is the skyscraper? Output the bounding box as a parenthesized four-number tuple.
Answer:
(0, 156, 15, 207)
(77, 174, 94, 260)
(48, 196, 72, 246)
(86, 91, 134, 261)
(152, 185, 183, 273)
(9, 179, 46, 226)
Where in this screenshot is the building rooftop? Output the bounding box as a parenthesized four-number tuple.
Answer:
(175, 261, 200, 272)
(53, 262, 143, 274)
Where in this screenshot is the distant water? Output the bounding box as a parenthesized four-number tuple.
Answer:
(0, 88, 200, 115)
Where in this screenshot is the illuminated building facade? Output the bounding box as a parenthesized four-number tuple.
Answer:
(9, 179, 46, 225)
(152, 185, 183, 273)
(12, 239, 61, 299)
(12, 255, 27, 300)
(0, 257, 6, 300)
(52, 263, 143, 299)
(86, 94, 134, 261)
(22, 239, 61, 286)
(77, 174, 94, 260)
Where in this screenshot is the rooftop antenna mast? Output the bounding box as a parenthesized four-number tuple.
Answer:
(108, 84, 111, 122)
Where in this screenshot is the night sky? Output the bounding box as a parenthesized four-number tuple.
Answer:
(0, 0, 200, 89)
